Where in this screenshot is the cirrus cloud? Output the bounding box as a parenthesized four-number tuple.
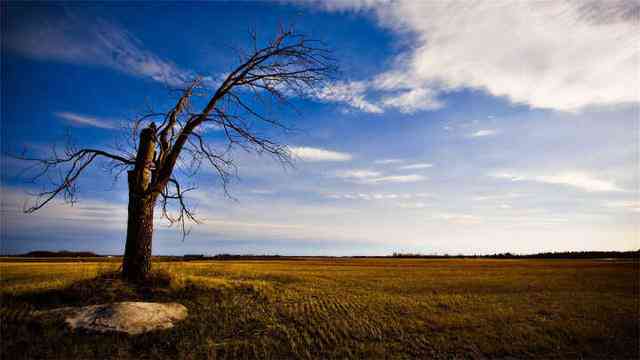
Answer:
(54, 112, 116, 129)
(288, 146, 353, 162)
(5, 12, 193, 87)
(491, 171, 624, 192)
(333, 167, 427, 184)
(335, 169, 382, 179)
(399, 163, 433, 170)
(470, 129, 499, 138)
(314, 81, 383, 113)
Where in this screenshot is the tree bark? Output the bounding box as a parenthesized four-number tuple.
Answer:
(122, 125, 157, 282)
(122, 185, 158, 282)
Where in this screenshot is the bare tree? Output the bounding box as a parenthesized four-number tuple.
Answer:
(17, 28, 336, 282)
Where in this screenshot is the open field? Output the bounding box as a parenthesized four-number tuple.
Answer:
(1, 258, 638, 359)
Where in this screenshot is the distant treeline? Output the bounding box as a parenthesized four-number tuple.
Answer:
(19, 251, 100, 258)
(388, 250, 640, 259)
(182, 254, 292, 261)
(7, 250, 639, 260)
(182, 251, 640, 260)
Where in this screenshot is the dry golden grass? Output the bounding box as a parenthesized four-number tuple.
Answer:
(1, 258, 638, 359)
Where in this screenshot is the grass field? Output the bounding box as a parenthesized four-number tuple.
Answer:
(1, 258, 638, 359)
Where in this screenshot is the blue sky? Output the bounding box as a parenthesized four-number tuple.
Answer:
(1, 1, 638, 255)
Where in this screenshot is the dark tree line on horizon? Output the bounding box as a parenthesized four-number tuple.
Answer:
(388, 250, 639, 259)
(11, 250, 639, 260)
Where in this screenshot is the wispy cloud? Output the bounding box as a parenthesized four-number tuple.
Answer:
(362, 174, 427, 184)
(432, 213, 482, 225)
(491, 171, 623, 192)
(54, 112, 116, 129)
(289, 146, 352, 162)
(469, 129, 499, 138)
(381, 87, 443, 113)
(472, 193, 524, 202)
(333, 168, 426, 184)
(536, 173, 623, 192)
(249, 189, 276, 195)
(374, 159, 404, 165)
(605, 200, 640, 212)
(324, 192, 431, 201)
(398, 202, 428, 209)
(5, 13, 192, 87)
(314, 81, 383, 113)
(314, 80, 444, 114)
(335, 169, 381, 179)
(307, 0, 640, 112)
(399, 163, 433, 170)
(198, 122, 224, 133)
(1, 186, 128, 232)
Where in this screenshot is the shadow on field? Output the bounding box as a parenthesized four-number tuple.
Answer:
(2, 271, 176, 309)
(1, 271, 282, 360)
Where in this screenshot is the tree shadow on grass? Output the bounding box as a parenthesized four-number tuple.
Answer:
(1, 270, 179, 310)
(1, 270, 281, 359)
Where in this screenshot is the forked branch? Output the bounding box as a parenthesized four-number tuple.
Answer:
(17, 26, 336, 240)
(15, 148, 134, 213)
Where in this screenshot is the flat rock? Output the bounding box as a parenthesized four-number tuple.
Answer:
(41, 302, 188, 335)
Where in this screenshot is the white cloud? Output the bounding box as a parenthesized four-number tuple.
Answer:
(473, 193, 524, 201)
(363, 174, 427, 184)
(332, 167, 427, 184)
(605, 200, 640, 212)
(372, 193, 398, 200)
(200, 219, 305, 231)
(289, 146, 352, 162)
(198, 122, 224, 133)
(399, 163, 433, 170)
(314, 80, 444, 114)
(374, 159, 404, 164)
(492, 173, 527, 182)
(535, 173, 623, 192)
(6, 14, 192, 87)
(1, 186, 128, 232)
(381, 87, 443, 113)
(310, 0, 640, 112)
(470, 129, 499, 138)
(314, 81, 383, 113)
(335, 169, 381, 179)
(324, 192, 430, 201)
(491, 171, 623, 192)
(249, 189, 275, 195)
(398, 201, 428, 209)
(54, 112, 116, 129)
(433, 213, 483, 225)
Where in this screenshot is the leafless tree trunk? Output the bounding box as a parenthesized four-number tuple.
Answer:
(122, 125, 158, 281)
(16, 27, 336, 282)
